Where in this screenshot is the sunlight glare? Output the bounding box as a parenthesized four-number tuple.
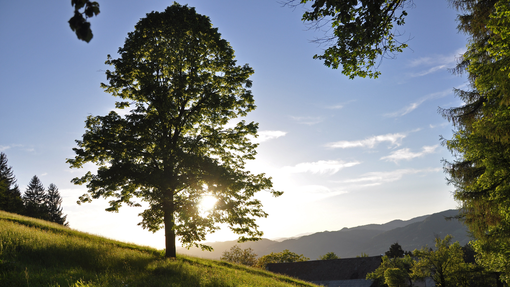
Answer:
(199, 194, 217, 213)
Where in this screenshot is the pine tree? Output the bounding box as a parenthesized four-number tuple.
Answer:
(0, 152, 24, 214)
(46, 183, 68, 226)
(441, 0, 510, 283)
(23, 175, 48, 220)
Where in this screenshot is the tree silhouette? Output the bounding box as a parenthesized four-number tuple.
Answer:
(46, 183, 68, 226)
(0, 153, 24, 214)
(68, 3, 281, 258)
(23, 175, 48, 220)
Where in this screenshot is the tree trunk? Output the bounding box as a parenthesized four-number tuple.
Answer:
(163, 196, 176, 258)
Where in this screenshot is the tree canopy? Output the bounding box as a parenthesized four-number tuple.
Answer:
(256, 250, 309, 269)
(69, 0, 100, 42)
(286, 0, 411, 78)
(318, 251, 339, 260)
(67, 3, 281, 258)
(411, 235, 470, 287)
(440, 0, 510, 283)
(220, 245, 258, 266)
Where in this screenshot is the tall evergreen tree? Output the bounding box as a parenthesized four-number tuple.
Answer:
(46, 183, 68, 226)
(0, 152, 24, 214)
(23, 175, 49, 220)
(441, 0, 510, 283)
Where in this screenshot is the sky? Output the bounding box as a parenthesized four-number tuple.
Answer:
(0, 0, 469, 250)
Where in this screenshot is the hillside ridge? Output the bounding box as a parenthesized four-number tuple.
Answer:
(179, 209, 469, 260)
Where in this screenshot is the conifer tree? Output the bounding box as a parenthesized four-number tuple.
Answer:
(441, 0, 510, 283)
(46, 183, 68, 226)
(23, 175, 49, 220)
(0, 152, 24, 214)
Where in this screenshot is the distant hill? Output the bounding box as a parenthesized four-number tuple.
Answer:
(178, 209, 470, 260)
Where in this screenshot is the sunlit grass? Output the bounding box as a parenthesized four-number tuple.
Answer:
(0, 210, 317, 287)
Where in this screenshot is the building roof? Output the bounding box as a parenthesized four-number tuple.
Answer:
(266, 256, 382, 282)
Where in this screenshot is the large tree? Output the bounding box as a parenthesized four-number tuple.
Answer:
(68, 3, 281, 258)
(440, 0, 510, 283)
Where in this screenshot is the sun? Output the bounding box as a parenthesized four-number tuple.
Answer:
(199, 194, 217, 212)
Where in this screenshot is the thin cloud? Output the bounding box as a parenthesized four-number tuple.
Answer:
(325, 133, 407, 149)
(0, 145, 10, 151)
(252, 130, 287, 143)
(284, 160, 361, 175)
(342, 168, 441, 186)
(385, 88, 453, 118)
(381, 145, 439, 163)
(326, 104, 345, 110)
(290, 116, 323, 126)
(324, 100, 355, 110)
(429, 122, 449, 129)
(408, 48, 465, 78)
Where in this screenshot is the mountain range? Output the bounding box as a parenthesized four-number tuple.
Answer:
(178, 209, 471, 260)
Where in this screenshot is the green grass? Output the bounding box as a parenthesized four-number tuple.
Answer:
(0, 211, 317, 287)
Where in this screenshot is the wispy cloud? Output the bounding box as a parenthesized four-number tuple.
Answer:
(325, 133, 407, 149)
(324, 100, 355, 110)
(290, 116, 323, 126)
(408, 48, 465, 78)
(341, 168, 441, 186)
(429, 122, 449, 129)
(384, 88, 453, 118)
(381, 145, 439, 163)
(410, 65, 447, 77)
(284, 160, 361, 175)
(0, 144, 35, 153)
(326, 104, 345, 110)
(252, 130, 287, 143)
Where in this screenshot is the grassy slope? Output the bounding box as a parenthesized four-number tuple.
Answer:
(0, 211, 317, 287)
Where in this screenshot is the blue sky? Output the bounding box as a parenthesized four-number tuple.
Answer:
(0, 0, 468, 249)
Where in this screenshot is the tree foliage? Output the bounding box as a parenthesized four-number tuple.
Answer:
(220, 245, 258, 266)
(256, 250, 309, 269)
(286, 0, 411, 78)
(67, 3, 281, 258)
(318, 251, 339, 260)
(367, 254, 416, 287)
(386, 242, 407, 258)
(46, 183, 69, 226)
(23, 175, 49, 220)
(440, 0, 510, 283)
(0, 153, 23, 214)
(411, 235, 470, 287)
(384, 268, 408, 287)
(69, 0, 100, 42)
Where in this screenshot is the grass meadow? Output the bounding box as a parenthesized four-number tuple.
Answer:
(0, 210, 317, 287)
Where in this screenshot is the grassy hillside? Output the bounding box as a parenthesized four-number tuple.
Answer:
(0, 211, 317, 287)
